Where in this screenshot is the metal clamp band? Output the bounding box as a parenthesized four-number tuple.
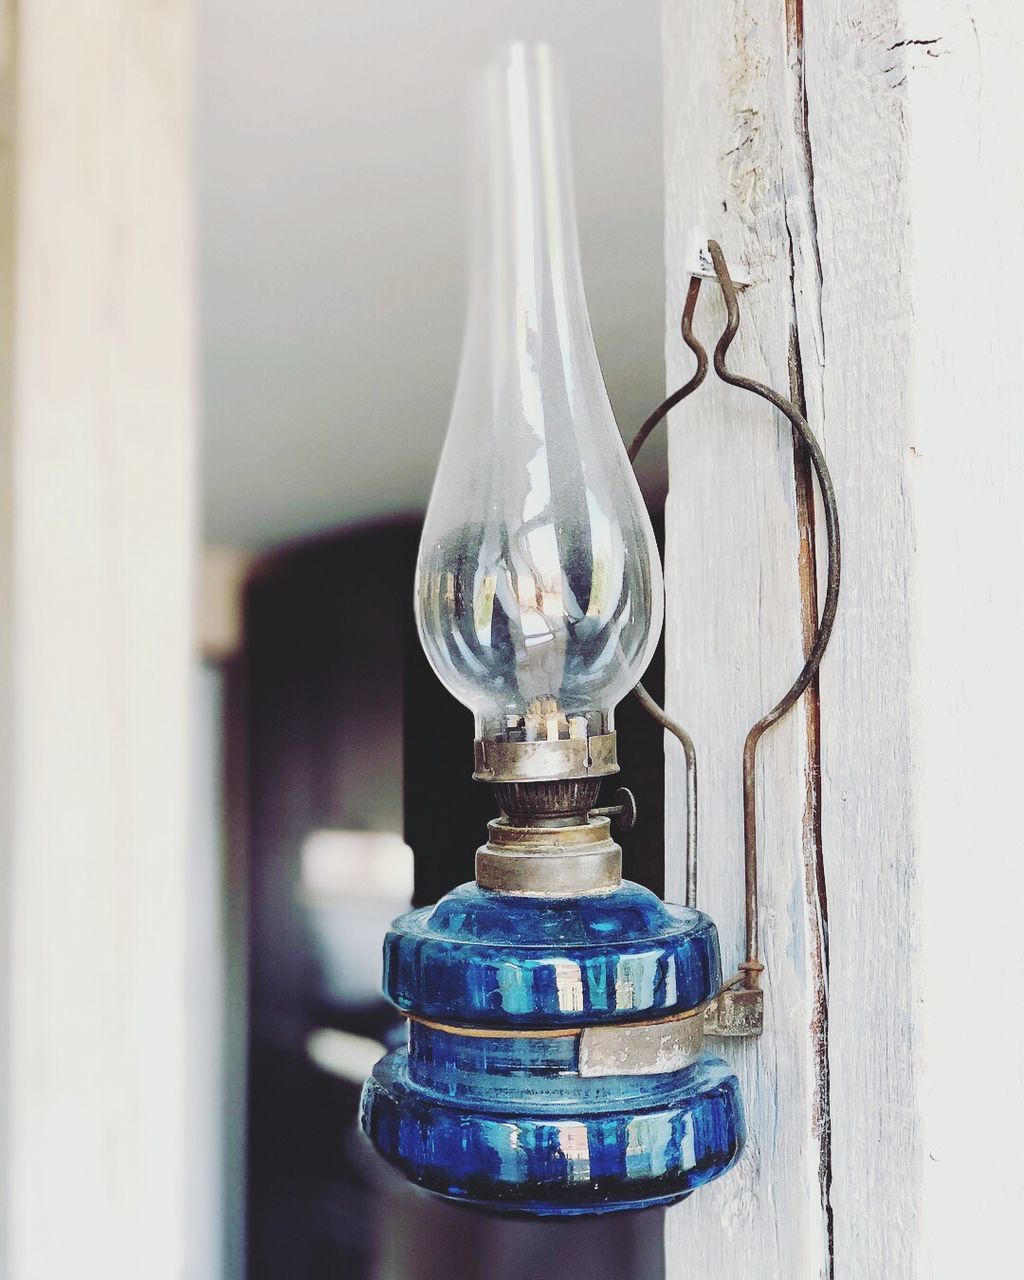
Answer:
(404, 1001, 710, 1079)
(404, 1001, 706, 1040)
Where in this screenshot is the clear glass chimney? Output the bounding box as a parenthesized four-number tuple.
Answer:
(415, 42, 663, 757)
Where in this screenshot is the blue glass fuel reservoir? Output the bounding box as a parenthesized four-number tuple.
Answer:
(360, 41, 745, 1216)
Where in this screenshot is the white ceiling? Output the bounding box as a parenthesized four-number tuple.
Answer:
(199, 0, 665, 550)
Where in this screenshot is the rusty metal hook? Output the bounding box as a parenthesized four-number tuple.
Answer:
(629, 239, 841, 1001)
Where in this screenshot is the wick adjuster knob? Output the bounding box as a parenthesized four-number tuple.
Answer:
(589, 786, 637, 833)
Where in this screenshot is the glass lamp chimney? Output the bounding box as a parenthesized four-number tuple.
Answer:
(414, 43, 663, 764)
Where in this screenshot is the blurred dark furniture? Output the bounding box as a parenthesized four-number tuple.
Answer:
(243, 516, 666, 1280)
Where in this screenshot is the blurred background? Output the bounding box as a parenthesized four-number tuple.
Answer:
(194, 2, 670, 1276)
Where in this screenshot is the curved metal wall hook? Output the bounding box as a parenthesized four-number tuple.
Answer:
(628, 239, 842, 1002)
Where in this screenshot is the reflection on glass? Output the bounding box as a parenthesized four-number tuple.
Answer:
(415, 42, 663, 743)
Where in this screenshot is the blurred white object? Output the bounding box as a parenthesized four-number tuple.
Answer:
(301, 830, 414, 1010)
(306, 1027, 389, 1085)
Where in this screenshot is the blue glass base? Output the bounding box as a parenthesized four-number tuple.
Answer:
(361, 879, 746, 1215)
(384, 880, 722, 1025)
(361, 1047, 745, 1216)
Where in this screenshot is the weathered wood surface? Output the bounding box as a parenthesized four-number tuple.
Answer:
(1, 2, 196, 1276)
(663, 2, 831, 1273)
(663, 2, 1024, 1276)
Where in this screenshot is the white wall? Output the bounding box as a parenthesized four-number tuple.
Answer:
(0, 2, 197, 1275)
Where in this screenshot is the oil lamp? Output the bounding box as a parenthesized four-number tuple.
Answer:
(359, 42, 746, 1215)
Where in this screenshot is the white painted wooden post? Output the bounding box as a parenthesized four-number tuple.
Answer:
(662, 2, 1024, 1276)
(0, 2, 197, 1276)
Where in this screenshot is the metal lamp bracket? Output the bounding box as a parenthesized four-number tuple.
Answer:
(629, 239, 842, 1039)
(683, 229, 754, 287)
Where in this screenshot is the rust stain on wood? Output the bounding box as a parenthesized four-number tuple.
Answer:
(786, 0, 835, 1273)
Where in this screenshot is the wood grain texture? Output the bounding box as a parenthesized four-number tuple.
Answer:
(800, 4, 919, 1275)
(3, 2, 196, 1275)
(662, 3, 830, 1273)
(664, 2, 1024, 1276)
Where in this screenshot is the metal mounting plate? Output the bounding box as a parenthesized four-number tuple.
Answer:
(683, 231, 753, 286)
(702, 987, 764, 1037)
